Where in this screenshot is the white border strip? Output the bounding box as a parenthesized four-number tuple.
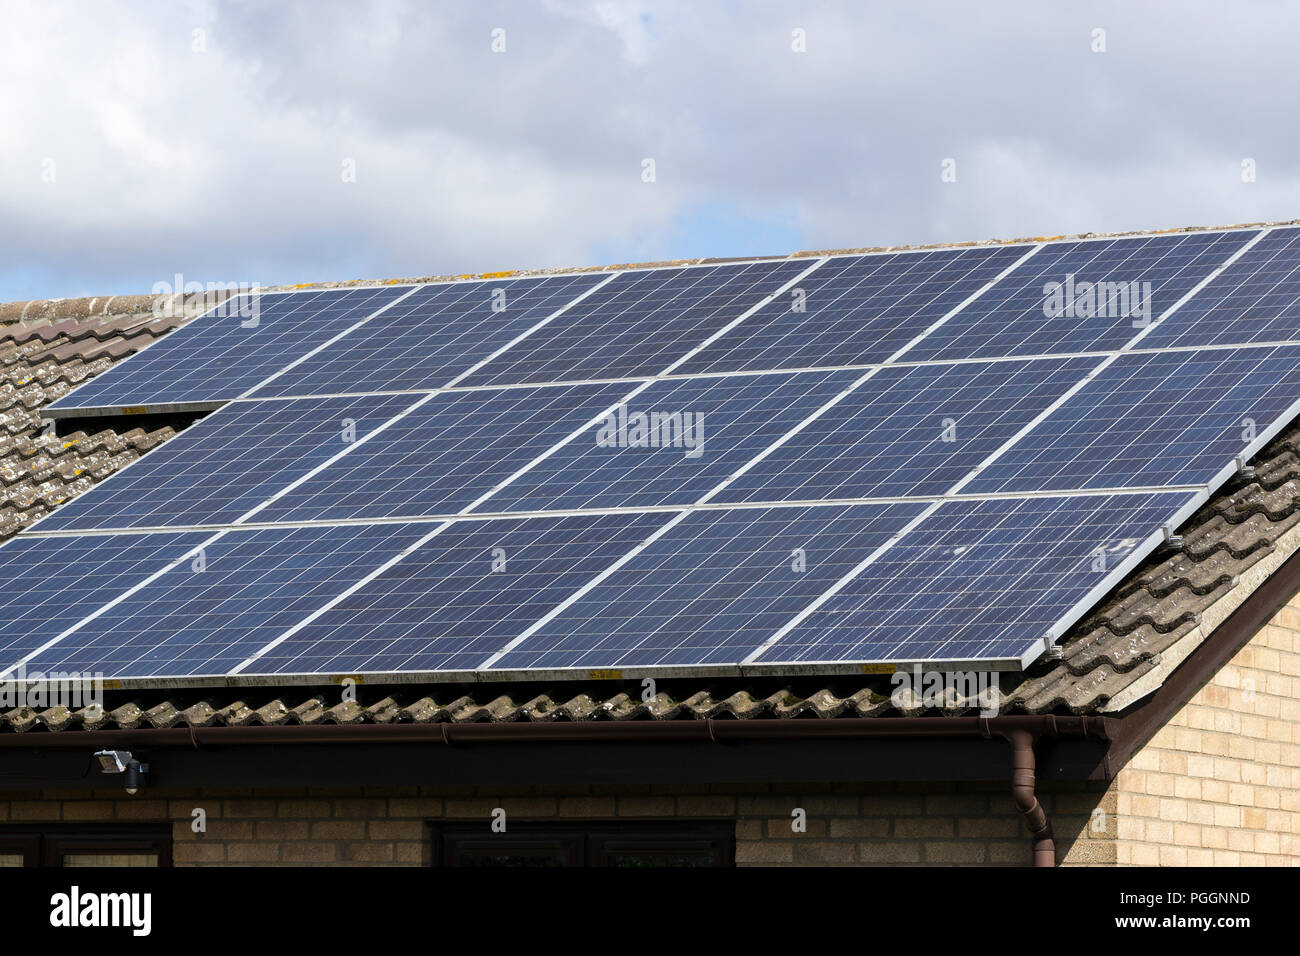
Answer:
(16, 481, 1210, 538)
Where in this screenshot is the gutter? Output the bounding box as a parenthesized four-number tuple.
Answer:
(0, 713, 1112, 748)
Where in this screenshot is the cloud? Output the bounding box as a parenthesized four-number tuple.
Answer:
(1, 0, 1296, 301)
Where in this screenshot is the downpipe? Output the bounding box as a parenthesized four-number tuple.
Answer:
(1002, 728, 1055, 867)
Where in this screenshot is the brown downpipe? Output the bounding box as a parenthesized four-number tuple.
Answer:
(1002, 728, 1055, 867)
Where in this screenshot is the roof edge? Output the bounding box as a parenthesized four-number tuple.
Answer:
(5, 215, 1296, 324)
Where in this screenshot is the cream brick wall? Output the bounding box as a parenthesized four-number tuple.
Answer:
(1112, 597, 1300, 866)
(0, 780, 1111, 866)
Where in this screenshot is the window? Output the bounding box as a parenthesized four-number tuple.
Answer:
(432, 821, 733, 867)
(0, 825, 172, 867)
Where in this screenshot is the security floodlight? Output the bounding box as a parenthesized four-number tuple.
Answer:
(94, 750, 129, 773)
(93, 750, 148, 794)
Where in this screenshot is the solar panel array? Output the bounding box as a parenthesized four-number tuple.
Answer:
(16, 223, 1300, 687)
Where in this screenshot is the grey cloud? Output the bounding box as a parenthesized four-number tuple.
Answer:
(0, 0, 1295, 301)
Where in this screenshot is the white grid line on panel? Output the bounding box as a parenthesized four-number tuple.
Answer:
(747, 228, 1275, 665)
(237, 286, 422, 400)
(441, 273, 620, 389)
(228, 521, 457, 675)
(0, 530, 228, 680)
(226, 261, 835, 674)
(477, 243, 1049, 670)
(172, 333, 1300, 408)
(15, 480, 1211, 538)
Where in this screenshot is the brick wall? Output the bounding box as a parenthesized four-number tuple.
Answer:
(1111, 594, 1300, 866)
(0, 780, 1112, 866)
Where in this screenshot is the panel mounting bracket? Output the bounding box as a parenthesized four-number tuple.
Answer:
(1161, 522, 1184, 549)
(1235, 454, 1255, 479)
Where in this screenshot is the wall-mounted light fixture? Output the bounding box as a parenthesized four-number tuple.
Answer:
(93, 750, 149, 795)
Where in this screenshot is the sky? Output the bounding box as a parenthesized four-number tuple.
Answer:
(1, 0, 1296, 303)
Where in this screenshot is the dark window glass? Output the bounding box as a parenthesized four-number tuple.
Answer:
(0, 825, 171, 867)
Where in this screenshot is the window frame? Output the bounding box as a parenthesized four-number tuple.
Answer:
(0, 824, 172, 868)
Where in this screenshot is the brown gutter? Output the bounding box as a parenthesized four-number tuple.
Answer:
(0, 714, 1113, 748)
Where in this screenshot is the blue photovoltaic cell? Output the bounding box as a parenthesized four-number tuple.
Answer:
(48, 286, 410, 410)
(249, 512, 670, 675)
(0, 532, 207, 671)
(251, 273, 606, 398)
(490, 369, 858, 513)
(712, 356, 1095, 503)
(24, 523, 433, 678)
(676, 245, 1027, 375)
(34, 393, 418, 532)
(1144, 227, 1300, 350)
(905, 230, 1256, 362)
(490, 503, 926, 670)
(966, 345, 1300, 493)
(459, 259, 810, 387)
(759, 492, 1194, 665)
(254, 381, 632, 523)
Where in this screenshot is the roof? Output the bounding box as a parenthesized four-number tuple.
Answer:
(4, 221, 1300, 732)
(0, 305, 188, 541)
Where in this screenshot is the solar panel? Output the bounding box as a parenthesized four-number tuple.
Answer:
(12, 222, 1297, 687)
(755, 491, 1196, 666)
(488, 503, 925, 671)
(0, 531, 207, 671)
(23, 523, 434, 678)
(251, 381, 633, 524)
(490, 369, 858, 513)
(964, 345, 1300, 493)
(33, 393, 418, 532)
(242, 512, 671, 675)
(904, 230, 1256, 362)
(33, 382, 632, 531)
(250, 273, 608, 398)
(457, 259, 812, 387)
(47, 286, 410, 413)
(676, 245, 1028, 375)
(1143, 227, 1300, 350)
(711, 356, 1096, 504)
